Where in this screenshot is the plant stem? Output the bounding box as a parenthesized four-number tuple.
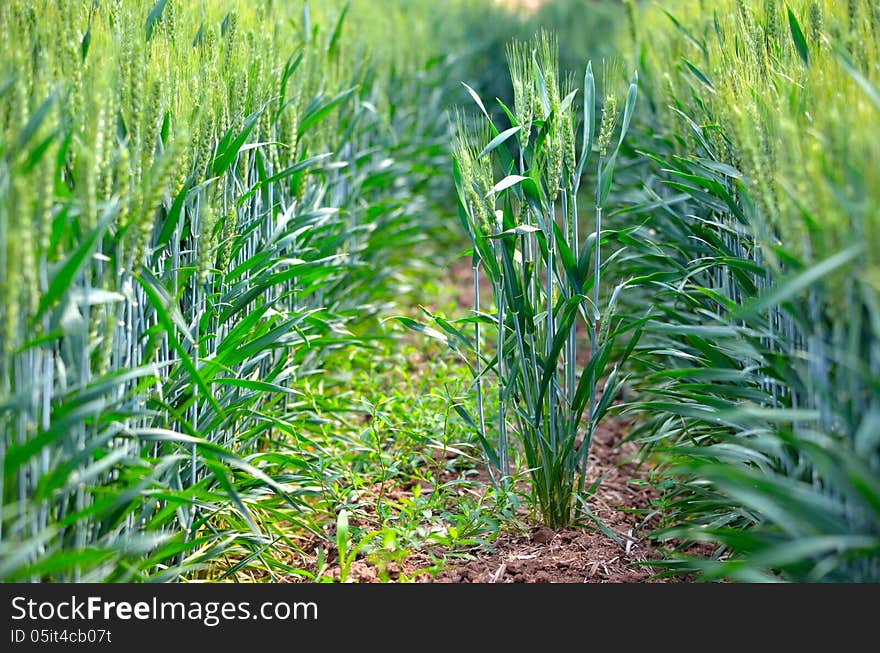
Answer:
(496, 272, 508, 480)
(584, 164, 603, 486)
(546, 199, 556, 454)
(562, 188, 575, 410)
(473, 258, 497, 488)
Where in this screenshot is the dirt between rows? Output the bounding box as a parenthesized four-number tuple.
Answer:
(286, 416, 668, 583)
(282, 259, 677, 583)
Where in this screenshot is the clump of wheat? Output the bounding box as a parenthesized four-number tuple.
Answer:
(446, 35, 639, 527)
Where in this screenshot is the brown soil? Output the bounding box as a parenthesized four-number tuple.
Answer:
(444, 256, 486, 315)
(432, 418, 663, 583)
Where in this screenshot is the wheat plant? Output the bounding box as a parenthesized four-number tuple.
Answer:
(428, 34, 642, 528)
